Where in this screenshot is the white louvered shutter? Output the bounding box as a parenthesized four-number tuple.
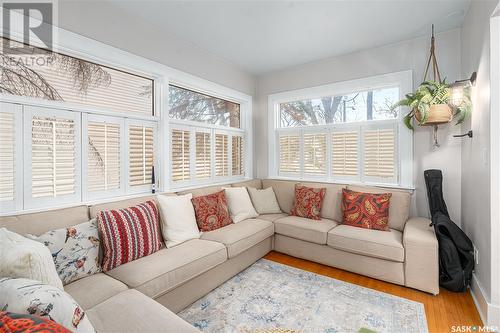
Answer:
(303, 133, 327, 175)
(363, 128, 396, 179)
(232, 135, 244, 176)
(279, 134, 300, 174)
(195, 131, 211, 180)
(332, 131, 359, 177)
(0, 111, 15, 203)
(215, 133, 229, 177)
(31, 116, 76, 198)
(171, 129, 190, 182)
(129, 124, 154, 187)
(87, 121, 121, 192)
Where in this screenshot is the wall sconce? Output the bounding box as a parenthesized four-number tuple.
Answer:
(450, 72, 476, 140)
(449, 72, 476, 106)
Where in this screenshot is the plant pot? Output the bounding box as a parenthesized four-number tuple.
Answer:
(415, 104, 453, 126)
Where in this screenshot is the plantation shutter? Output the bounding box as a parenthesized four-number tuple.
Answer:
(215, 133, 229, 177)
(31, 115, 76, 198)
(303, 133, 327, 175)
(363, 128, 396, 179)
(0, 111, 15, 202)
(87, 121, 121, 192)
(279, 134, 300, 174)
(129, 124, 154, 187)
(195, 131, 210, 180)
(171, 129, 190, 181)
(332, 131, 359, 177)
(232, 135, 244, 176)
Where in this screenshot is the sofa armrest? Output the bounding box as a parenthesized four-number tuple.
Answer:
(403, 217, 439, 294)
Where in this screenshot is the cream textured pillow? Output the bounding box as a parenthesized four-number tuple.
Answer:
(156, 194, 200, 248)
(223, 187, 258, 223)
(0, 228, 63, 289)
(248, 187, 282, 214)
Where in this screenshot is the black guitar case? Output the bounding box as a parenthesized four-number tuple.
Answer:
(424, 169, 474, 292)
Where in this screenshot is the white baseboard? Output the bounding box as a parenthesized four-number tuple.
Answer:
(471, 273, 500, 328)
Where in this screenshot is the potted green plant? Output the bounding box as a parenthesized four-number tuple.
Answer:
(391, 80, 471, 130)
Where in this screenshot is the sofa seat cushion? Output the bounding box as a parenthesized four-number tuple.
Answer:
(64, 273, 128, 310)
(86, 289, 200, 333)
(327, 225, 404, 262)
(200, 218, 274, 258)
(105, 239, 226, 298)
(258, 213, 288, 222)
(274, 216, 338, 245)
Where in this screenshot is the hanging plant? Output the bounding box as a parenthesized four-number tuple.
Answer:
(391, 25, 472, 130)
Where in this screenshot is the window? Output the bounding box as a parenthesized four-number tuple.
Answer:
(83, 114, 124, 199)
(215, 133, 229, 177)
(1, 38, 154, 116)
(232, 135, 244, 176)
(168, 84, 248, 188)
(269, 71, 412, 187)
(169, 85, 240, 127)
(128, 122, 155, 190)
(195, 131, 211, 180)
(24, 106, 82, 209)
(171, 128, 190, 182)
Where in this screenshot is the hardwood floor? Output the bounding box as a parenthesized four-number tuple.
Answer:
(264, 251, 482, 333)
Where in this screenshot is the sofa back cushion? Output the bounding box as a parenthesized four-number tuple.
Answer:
(97, 200, 162, 271)
(300, 182, 345, 222)
(89, 195, 158, 219)
(261, 179, 296, 214)
(231, 179, 262, 189)
(0, 206, 90, 236)
(347, 185, 411, 231)
(177, 185, 222, 197)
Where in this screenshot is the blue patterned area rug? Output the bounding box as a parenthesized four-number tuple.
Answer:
(178, 259, 428, 333)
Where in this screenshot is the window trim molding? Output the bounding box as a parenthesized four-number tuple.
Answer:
(267, 70, 413, 189)
(0, 9, 253, 214)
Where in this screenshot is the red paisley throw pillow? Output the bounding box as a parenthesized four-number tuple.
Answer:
(191, 190, 233, 232)
(0, 311, 71, 333)
(290, 185, 326, 220)
(342, 189, 392, 231)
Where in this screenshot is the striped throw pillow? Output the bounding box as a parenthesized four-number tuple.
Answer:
(97, 200, 162, 271)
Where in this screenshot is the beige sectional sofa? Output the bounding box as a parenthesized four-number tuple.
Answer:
(0, 178, 438, 332)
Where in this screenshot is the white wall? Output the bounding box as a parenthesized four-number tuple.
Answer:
(255, 29, 463, 223)
(56, 1, 256, 96)
(461, 0, 500, 325)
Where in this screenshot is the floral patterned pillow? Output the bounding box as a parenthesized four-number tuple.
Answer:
(290, 185, 326, 220)
(342, 189, 392, 231)
(27, 220, 101, 285)
(0, 278, 95, 333)
(191, 190, 233, 232)
(0, 311, 72, 333)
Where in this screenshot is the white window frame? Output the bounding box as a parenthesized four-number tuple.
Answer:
(268, 70, 413, 188)
(82, 113, 126, 201)
(0, 9, 252, 214)
(23, 105, 82, 210)
(0, 103, 23, 213)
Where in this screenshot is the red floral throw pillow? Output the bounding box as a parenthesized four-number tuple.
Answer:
(290, 185, 326, 220)
(342, 189, 392, 231)
(191, 190, 233, 232)
(97, 200, 162, 271)
(0, 311, 71, 333)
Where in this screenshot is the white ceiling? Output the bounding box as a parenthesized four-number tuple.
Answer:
(113, 0, 471, 75)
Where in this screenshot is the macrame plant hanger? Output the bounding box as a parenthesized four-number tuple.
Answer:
(423, 24, 442, 148)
